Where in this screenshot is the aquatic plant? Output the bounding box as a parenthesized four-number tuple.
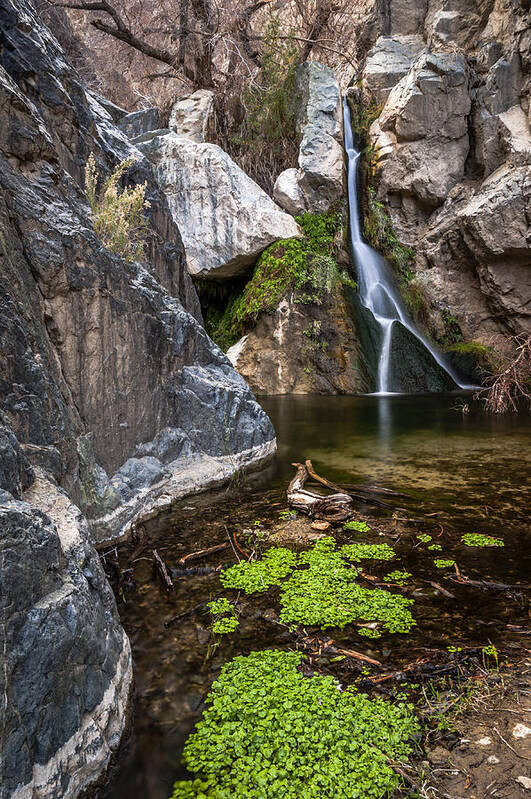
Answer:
(344, 519, 371, 533)
(461, 534, 504, 548)
(85, 154, 150, 262)
(358, 627, 381, 639)
(207, 598, 235, 616)
(170, 649, 419, 798)
(220, 537, 415, 633)
(434, 559, 456, 569)
(428, 544, 443, 552)
(385, 571, 412, 585)
(340, 543, 395, 561)
(280, 539, 414, 633)
(211, 616, 239, 635)
(416, 534, 432, 544)
(220, 547, 297, 593)
(207, 597, 239, 635)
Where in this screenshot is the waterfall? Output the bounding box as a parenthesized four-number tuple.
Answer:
(343, 101, 472, 394)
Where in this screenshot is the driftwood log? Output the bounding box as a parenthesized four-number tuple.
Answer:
(287, 462, 353, 522)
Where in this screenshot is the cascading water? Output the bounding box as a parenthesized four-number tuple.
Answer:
(343, 101, 471, 394)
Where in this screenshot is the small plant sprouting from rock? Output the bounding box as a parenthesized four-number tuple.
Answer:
(85, 153, 150, 262)
(170, 649, 419, 798)
(461, 534, 504, 548)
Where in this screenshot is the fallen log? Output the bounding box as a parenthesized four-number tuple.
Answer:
(178, 542, 228, 566)
(305, 460, 393, 508)
(287, 462, 353, 520)
(153, 549, 174, 592)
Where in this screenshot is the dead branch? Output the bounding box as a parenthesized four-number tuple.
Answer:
(477, 334, 531, 413)
(178, 542, 228, 566)
(152, 548, 174, 592)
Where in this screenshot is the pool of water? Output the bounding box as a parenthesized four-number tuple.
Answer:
(100, 394, 530, 799)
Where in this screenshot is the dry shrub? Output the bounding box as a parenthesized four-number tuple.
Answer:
(478, 334, 531, 413)
(85, 154, 150, 262)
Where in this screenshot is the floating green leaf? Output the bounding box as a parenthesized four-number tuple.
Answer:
(461, 534, 504, 548)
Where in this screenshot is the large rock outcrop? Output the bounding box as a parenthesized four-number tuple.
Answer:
(0, 0, 276, 544)
(274, 61, 344, 215)
(1, 470, 132, 799)
(227, 287, 369, 395)
(137, 131, 302, 279)
(0, 3, 276, 796)
(357, 0, 530, 350)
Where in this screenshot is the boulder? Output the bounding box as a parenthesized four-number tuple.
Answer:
(169, 89, 215, 142)
(363, 36, 425, 103)
(118, 106, 161, 138)
(294, 61, 344, 213)
(137, 131, 302, 279)
(273, 168, 306, 215)
(1, 475, 132, 799)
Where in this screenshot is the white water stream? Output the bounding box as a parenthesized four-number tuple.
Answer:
(343, 101, 471, 394)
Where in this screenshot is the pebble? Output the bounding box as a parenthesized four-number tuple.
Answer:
(476, 736, 493, 746)
(487, 755, 500, 764)
(517, 776, 531, 790)
(310, 520, 331, 531)
(512, 723, 531, 739)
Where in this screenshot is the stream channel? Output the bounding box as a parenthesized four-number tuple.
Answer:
(101, 393, 530, 799)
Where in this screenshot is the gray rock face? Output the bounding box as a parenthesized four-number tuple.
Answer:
(118, 107, 161, 138)
(0, 3, 276, 796)
(370, 52, 470, 234)
(0, 0, 276, 539)
(1, 476, 132, 799)
(169, 89, 215, 142)
(363, 36, 425, 103)
(353, 0, 531, 350)
(295, 61, 344, 213)
(0, 419, 34, 499)
(137, 131, 302, 279)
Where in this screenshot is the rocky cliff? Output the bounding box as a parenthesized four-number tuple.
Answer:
(358, 0, 530, 353)
(0, 1, 276, 795)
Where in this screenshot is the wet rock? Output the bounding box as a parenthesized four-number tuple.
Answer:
(110, 456, 167, 502)
(137, 131, 302, 279)
(227, 288, 369, 394)
(118, 107, 161, 139)
(169, 89, 215, 142)
(294, 61, 344, 213)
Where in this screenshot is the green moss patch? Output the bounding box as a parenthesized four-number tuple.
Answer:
(208, 212, 354, 350)
(170, 649, 419, 799)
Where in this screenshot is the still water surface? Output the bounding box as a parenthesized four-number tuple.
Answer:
(101, 394, 530, 799)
